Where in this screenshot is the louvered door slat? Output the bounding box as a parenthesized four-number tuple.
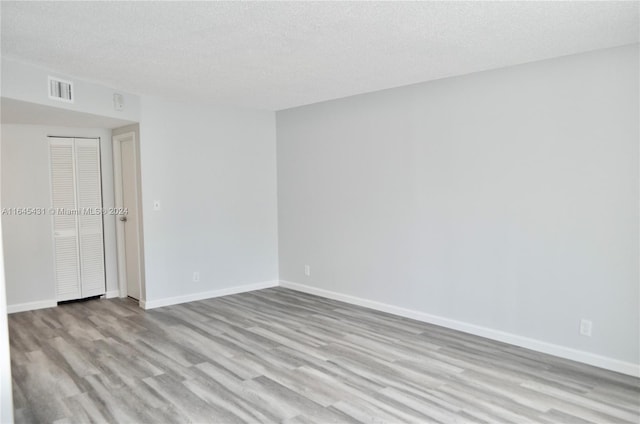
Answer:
(49, 138, 81, 301)
(54, 237, 81, 300)
(75, 139, 106, 298)
(78, 233, 105, 296)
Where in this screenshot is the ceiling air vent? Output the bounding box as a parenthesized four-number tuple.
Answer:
(48, 76, 74, 103)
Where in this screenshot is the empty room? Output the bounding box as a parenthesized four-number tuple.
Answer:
(0, 1, 638, 423)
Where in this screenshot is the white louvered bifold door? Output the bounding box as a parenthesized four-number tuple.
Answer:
(49, 137, 106, 301)
(49, 138, 81, 301)
(74, 139, 106, 297)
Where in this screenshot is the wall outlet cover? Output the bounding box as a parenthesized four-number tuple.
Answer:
(580, 319, 593, 337)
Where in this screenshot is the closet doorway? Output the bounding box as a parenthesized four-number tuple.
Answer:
(49, 137, 106, 301)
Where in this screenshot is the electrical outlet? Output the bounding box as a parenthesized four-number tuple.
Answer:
(193, 271, 200, 282)
(580, 319, 592, 337)
(304, 265, 311, 276)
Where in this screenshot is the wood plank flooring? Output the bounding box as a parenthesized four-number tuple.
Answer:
(8, 287, 640, 423)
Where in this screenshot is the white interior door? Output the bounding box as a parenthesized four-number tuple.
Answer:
(114, 132, 141, 300)
(49, 138, 81, 301)
(49, 137, 105, 301)
(74, 139, 106, 297)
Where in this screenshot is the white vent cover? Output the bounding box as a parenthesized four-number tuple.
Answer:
(48, 76, 74, 103)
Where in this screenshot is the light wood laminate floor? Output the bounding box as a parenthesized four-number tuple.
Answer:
(9, 287, 640, 423)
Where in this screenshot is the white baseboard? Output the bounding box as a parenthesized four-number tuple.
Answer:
(279, 280, 640, 378)
(104, 290, 120, 299)
(141, 280, 279, 310)
(9, 291, 119, 312)
(7, 299, 57, 314)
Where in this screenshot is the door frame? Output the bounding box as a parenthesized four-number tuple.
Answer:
(112, 131, 144, 302)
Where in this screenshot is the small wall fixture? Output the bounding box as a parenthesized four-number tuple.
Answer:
(113, 93, 125, 111)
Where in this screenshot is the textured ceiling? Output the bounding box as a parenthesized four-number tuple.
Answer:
(1, 1, 638, 111)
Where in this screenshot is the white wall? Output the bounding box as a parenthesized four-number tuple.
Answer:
(1, 57, 140, 123)
(277, 45, 639, 371)
(1, 124, 119, 309)
(138, 97, 278, 304)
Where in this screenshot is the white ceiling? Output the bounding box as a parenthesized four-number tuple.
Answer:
(1, 1, 638, 111)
